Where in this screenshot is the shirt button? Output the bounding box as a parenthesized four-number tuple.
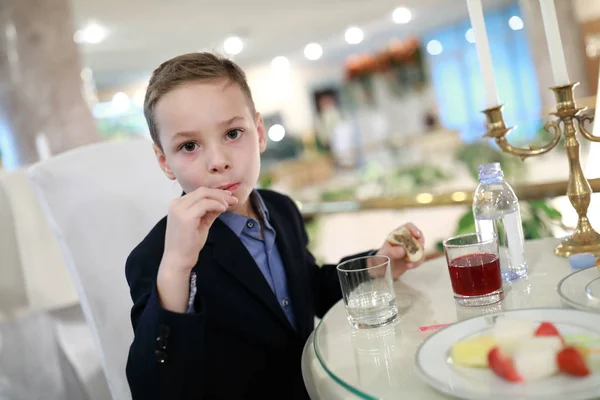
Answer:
(282, 298, 289, 308)
(247, 221, 254, 229)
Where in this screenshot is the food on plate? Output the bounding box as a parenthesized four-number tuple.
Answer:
(451, 334, 496, 368)
(451, 317, 593, 383)
(386, 226, 423, 262)
(512, 338, 561, 381)
(488, 347, 523, 382)
(558, 347, 591, 377)
(535, 322, 565, 345)
(492, 317, 536, 353)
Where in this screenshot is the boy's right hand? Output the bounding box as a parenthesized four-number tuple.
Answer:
(161, 187, 238, 273)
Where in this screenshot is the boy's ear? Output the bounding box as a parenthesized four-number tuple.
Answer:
(256, 112, 267, 153)
(153, 144, 176, 180)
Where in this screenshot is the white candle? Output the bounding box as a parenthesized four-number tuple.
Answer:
(594, 65, 600, 137)
(466, 0, 499, 108)
(539, 0, 570, 86)
(586, 65, 600, 178)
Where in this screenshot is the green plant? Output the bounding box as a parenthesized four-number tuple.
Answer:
(395, 164, 450, 186)
(522, 199, 565, 239)
(320, 187, 356, 202)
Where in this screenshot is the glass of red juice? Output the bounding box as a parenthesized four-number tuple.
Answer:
(443, 233, 503, 307)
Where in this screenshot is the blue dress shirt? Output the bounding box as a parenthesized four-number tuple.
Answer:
(187, 190, 296, 329)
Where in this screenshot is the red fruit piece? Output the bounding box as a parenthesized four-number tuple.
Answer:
(557, 347, 590, 377)
(535, 322, 560, 336)
(535, 322, 564, 345)
(488, 347, 524, 382)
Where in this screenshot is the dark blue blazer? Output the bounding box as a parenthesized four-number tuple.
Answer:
(125, 189, 371, 399)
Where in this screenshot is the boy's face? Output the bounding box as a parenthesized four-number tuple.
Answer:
(153, 79, 266, 213)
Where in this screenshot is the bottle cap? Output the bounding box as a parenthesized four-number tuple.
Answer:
(478, 163, 504, 182)
(568, 253, 596, 270)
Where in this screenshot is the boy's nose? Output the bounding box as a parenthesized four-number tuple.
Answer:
(207, 150, 231, 173)
(210, 162, 231, 173)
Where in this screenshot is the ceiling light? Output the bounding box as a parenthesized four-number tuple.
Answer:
(74, 23, 107, 44)
(345, 27, 364, 45)
(509, 16, 524, 31)
(426, 40, 443, 56)
(268, 124, 286, 142)
(223, 36, 243, 55)
(271, 56, 290, 70)
(111, 92, 130, 113)
(304, 43, 323, 60)
(392, 7, 412, 24)
(465, 28, 475, 43)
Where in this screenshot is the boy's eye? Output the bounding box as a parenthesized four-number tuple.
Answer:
(226, 129, 243, 140)
(181, 142, 198, 152)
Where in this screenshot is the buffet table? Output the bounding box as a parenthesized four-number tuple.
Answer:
(302, 237, 582, 399)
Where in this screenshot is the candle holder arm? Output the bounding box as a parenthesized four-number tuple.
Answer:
(576, 114, 600, 142)
(492, 120, 561, 159)
(483, 106, 562, 160)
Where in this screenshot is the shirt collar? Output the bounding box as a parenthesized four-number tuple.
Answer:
(252, 190, 270, 222)
(218, 190, 269, 237)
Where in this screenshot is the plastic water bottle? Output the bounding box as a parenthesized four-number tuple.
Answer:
(473, 163, 528, 281)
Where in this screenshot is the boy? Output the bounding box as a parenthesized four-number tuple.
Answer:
(125, 52, 425, 399)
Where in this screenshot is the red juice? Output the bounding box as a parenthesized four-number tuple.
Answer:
(448, 253, 502, 296)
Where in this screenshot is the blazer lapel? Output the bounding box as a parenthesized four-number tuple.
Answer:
(267, 205, 311, 338)
(206, 219, 295, 332)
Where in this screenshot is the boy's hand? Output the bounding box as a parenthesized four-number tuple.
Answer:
(375, 223, 425, 280)
(157, 187, 238, 313)
(161, 187, 238, 273)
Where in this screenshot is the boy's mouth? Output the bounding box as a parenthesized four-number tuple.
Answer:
(218, 182, 240, 192)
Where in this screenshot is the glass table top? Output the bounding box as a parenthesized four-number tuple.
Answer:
(312, 238, 586, 399)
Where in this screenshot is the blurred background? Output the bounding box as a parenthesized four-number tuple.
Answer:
(0, 0, 599, 399)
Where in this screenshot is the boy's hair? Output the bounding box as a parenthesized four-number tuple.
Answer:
(144, 52, 256, 150)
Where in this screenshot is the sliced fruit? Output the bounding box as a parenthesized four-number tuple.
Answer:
(488, 347, 523, 382)
(535, 322, 560, 337)
(451, 334, 497, 368)
(513, 339, 560, 381)
(557, 347, 591, 377)
(535, 322, 565, 345)
(493, 317, 536, 354)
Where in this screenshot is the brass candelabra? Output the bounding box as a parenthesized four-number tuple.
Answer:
(483, 82, 600, 257)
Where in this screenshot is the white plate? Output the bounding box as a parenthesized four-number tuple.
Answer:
(558, 267, 600, 312)
(415, 308, 600, 400)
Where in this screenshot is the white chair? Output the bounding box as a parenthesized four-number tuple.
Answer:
(29, 138, 181, 400)
(0, 169, 78, 317)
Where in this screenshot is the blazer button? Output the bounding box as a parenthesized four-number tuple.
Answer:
(156, 324, 170, 363)
(155, 349, 168, 364)
(156, 336, 168, 351)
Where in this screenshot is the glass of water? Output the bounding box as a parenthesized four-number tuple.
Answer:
(337, 255, 398, 329)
